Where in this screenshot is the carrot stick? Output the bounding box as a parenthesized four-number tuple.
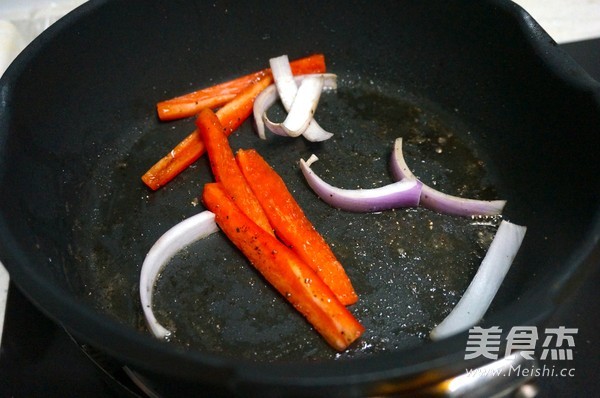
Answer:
(157, 54, 326, 121)
(157, 93, 238, 122)
(142, 75, 274, 190)
(236, 149, 359, 306)
(215, 75, 273, 134)
(196, 108, 274, 236)
(202, 182, 364, 351)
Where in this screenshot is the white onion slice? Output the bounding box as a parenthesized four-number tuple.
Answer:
(299, 74, 337, 142)
(270, 54, 297, 110)
(299, 155, 422, 212)
(265, 55, 335, 141)
(429, 220, 527, 340)
(253, 74, 337, 141)
(264, 75, 324, 137)
(391, 138, 506, 217)
(301, 121, 334, 142)
(253, 83, 280, 139)
(139, 210, 218, 339)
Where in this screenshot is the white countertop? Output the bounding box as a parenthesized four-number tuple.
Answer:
(0, 0, 599, 346)
(514, 0, 600, 43)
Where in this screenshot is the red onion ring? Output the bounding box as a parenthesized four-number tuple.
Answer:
(253, 73, 337, 141)
(254, 54, 336, 141)
(391, 137, 506, 217)
(299, 155, 422, 212)
(264, 74, 324, 137)
(269, 55, 334, 141)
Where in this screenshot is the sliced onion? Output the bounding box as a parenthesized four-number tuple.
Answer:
(253, 83, 281, 139)
(299, 155, 422, 212)
(270, 55, 331, 141)
(301, 121, 334, 142)
(139, 210, 218, 339)
(391, 137, 506, 217)
(429, 220, 527, 340)
(269, 54, 297, 110)
(300, 74, 337, 142)
(264, 75, 324, 137)
(253, 73, 337, 141)
(262, 55, 336, 141)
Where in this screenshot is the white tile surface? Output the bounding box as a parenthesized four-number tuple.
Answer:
(0, 0, 599, 346)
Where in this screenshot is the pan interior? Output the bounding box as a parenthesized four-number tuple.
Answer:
(69, 75, 507, 362)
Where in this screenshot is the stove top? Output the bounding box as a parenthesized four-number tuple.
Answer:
(0, 33, 599, 398)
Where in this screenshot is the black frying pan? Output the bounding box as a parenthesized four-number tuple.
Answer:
(0, 0, 598, 396)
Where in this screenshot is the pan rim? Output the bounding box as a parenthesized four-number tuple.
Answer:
(0, 0, 598, 391)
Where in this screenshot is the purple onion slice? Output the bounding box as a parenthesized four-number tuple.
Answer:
(299, 155, 422, 212)
(391, 137, 506, 217)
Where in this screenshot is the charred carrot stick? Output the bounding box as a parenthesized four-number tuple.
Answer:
(157, 54, 326, 121)
(202, 182, 364, 351)
(236, 149, 359, 306)
(142, 75, 274, 190)
(196, 108, 274, 236)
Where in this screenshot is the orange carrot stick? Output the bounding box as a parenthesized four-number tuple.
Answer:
(202, 182, 364, 351)
(142, 75, 273, 190)
(157, 54, 326, 121)
(236, 149, 358, 306)
(196, 108, 273, 235)
(158, 93, 238, 122)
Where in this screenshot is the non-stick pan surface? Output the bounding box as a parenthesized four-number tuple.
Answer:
(0, 0, 598, 395)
